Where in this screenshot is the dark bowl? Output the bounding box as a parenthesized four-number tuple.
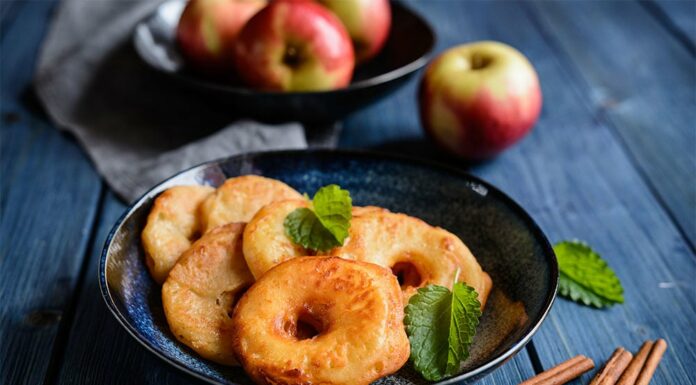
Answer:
(99, 150, 557, 385)
(133, 1, 435, 124)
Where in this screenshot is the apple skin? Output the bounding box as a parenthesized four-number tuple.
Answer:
(419, 41, 542, 160)
(233, 0, 355, 91)
(176, 0, 266, 74)
(318, 0, 391, 63)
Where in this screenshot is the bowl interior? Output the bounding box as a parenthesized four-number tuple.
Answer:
(101, 150, 557, 385)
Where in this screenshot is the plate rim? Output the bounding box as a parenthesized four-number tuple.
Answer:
(132, 0, 436, 97)
(99, 148, 559, 385)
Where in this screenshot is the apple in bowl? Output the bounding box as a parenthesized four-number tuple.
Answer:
(419, 41, 542, 159)
(319, 0, 391, 64)
(234, 0, 355, 91)
(176, 0, 266, 74)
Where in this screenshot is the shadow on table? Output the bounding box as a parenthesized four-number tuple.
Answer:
(369, 138, 491, 172)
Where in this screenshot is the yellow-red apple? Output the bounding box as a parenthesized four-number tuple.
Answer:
(176, 0, 266, 74)
(234, 0, 355, 91)
(419, 41, 542, 159)
(318, 0, 391, 63)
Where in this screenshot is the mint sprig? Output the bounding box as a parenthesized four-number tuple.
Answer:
(404, 284, 481, 381)
(555, 240, 624, 308)
(283, 184, 352, 252)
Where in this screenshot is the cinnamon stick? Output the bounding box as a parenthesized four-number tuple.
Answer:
(635, 339, 667, 385)
(589, 347, 633, 385)
(519, 355, 594, 385)
(616, 340, 654, 385)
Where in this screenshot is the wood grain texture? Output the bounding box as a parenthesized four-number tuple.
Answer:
(528, 0, 696, 247)
(0, 1, 103, 385)
(52, 193, 211, 385)
(519, 4, 696, 381)
(648, 0, 696, 51)
(343, 1, 696, 384)
(0, 1, 23, 33)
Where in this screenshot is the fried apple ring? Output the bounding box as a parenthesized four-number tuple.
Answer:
(242, 200, 385, 279)
(200, 175, 302, 233)
(329, 210, 492, 306)
(162, 223, 253, 365)
(142, 185, 214, 284)
(231, 256, 409, 385)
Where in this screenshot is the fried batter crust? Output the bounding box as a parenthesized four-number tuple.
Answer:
(162, 223, 254, 365)
(142, 185, 214, 284)
(330, 210, 492, 306)
(200, 175, 302, 233)
(231, 257, 409, 385)
(242, 200, 385, 279)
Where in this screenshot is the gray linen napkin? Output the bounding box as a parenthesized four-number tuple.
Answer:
(34, 0, 340, 202)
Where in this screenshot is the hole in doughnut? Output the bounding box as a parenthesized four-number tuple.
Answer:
(282, 309, 324, 340)
(217, 285, 250, 318)
(391, 262, 423, 289)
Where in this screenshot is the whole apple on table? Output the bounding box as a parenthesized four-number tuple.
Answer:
(176, 0, 392, 91)
(419, 41, 542, 159)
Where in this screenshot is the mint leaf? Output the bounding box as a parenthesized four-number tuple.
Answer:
(555, 240, 624, 308)
(404, 284, 481, 381)
(283, 184, 352, 252)
(284, 208, 343, 251)
(312, 185, 352, 245)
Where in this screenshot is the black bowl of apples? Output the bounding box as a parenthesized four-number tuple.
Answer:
(133, 0, 435, 124)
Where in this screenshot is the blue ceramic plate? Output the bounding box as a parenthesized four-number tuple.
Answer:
(100, 150, 557, 385)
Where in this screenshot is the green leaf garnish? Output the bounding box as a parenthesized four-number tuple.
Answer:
(554, 240, 624, 308)
(404, 284, 481, 381)
(283, 184, 352, 251)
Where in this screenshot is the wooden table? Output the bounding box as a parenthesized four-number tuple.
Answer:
(1, 1, 694, 384)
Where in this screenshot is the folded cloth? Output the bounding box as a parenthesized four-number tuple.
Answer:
(34, 0, 340, 202)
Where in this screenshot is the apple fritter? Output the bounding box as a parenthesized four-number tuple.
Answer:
(142, 185, 214, 284)
(329, 210, 492, 307)
(200, 175, 302, 233)
(242, 200, 385, 279)
(162, 223, 253, 366)
(231, 257, 409, 385)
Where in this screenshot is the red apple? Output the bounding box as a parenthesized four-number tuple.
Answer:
(176, 0, 266, 74)
(233, 0, 355, 91)
(318, 0, 391, 63)
(419, 41, 542, 159)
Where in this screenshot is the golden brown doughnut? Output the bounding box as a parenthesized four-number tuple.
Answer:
(231, 257, 409, 385)
(142, 185, 214, 284)
(329, 210, 492, 306)
(200, 175, 302, 233)
(162, 223, 254, 365)
(242, 200, 385, 279)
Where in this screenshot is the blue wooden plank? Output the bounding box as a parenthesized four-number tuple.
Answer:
(0, 1, 22, 32)
(343, 1, 696, 384)
(0, 1, 104, 385)
(520, 4, 696, 380)
(647, 0, 696, 52)
(529, 0, 696, 246)
(51, 193, 211, 385)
